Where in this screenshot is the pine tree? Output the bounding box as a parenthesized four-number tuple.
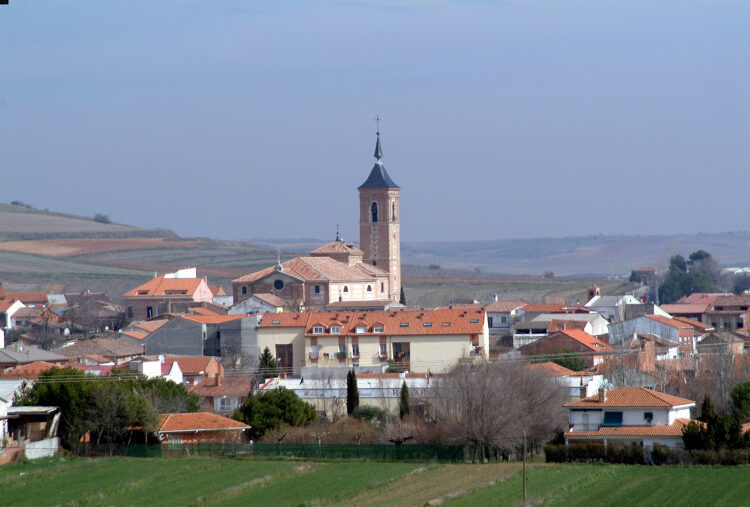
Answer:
(399, 286, 407, 305)
(258, 346, 278, 380)
(399, 380, 410, 419)
(346, 369, 359, 414)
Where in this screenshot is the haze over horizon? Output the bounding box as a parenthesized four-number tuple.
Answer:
(1, 1, 748, 244)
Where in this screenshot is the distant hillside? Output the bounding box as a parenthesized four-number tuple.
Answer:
(256, 232, 750, 276)
(0, 203, 175, 241)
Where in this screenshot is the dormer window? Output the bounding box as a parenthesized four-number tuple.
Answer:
(423, 322, 432, 327)
(356, 325, 366, 334)
(272, 320, 281, 325)
(312, 326, 325, 334)
(331, 325, 342, 334)
(400, 322, 409, 328)
(470, 319, 479, 324)
(373, 325, 384, 333)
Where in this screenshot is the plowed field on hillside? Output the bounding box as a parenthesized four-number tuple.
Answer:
(0, 238, 198, 257)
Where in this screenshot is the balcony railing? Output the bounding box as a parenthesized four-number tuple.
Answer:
(570, 424, 600, 432)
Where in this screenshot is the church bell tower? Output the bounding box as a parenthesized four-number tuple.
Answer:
(358, 130, 401, 302)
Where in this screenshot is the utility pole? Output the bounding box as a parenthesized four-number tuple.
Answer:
(522, 430, 527, 505)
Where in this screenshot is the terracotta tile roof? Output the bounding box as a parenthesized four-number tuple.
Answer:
(163, 356, 220, 375)
(713, 295, 750, 308)
(548, 319, 588, 332)
(646, 314, 694, 329)
(258, 312, 311, 328)
(123, 275, 204, 298)
(0, 361, 60, 379)
(158, 412, 249, 432)
(233, 256, 387, 283)
(0, 300, 20, 313)
(564, 387, 694, 408)
(132, 319, 170, 333)
(522, 304, 589, 313)
(56, 338, 144, 358)
(6, 292, 48, 305)
(251, 293, 287, 307)
(661, 304, 710, 315)
(305, 308, 486, 336)
(189, 307, 222, 316)
(190, 376, 253, 397)
(527, 361, 576, 376)
(555, 329, 613, 352)
(633, 266, 657, 272)
(677, 293, 729, 305)
(122, 330, 148, 341)
(181, 314, 248, 325)
(485, 300, 529, 313)
(566, 418, 695, 437)
(671, 317, 713, 332)
(310, 241, 363, 255)
(208, 285, 227, 296)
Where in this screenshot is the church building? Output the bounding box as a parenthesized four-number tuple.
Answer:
(232, 132, 402, 310)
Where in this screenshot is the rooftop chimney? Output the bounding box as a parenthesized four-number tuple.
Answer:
(493, 294, 498, 302)
(598, 387, 607, 402)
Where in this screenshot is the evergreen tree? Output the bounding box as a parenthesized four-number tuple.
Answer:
(346, 369, 359, 414)
(399, 380, 410, 419)
(399, 286, 407, 305)
(258, 346, 278, 379)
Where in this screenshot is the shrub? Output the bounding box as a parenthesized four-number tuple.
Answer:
(648, 444, 671, 465)
(352, 405, 394, 427)
(93, 213, 111, 224)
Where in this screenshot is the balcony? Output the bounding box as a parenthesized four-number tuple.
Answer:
(570, 424, 601, 432)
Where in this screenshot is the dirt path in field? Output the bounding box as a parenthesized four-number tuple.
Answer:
(335, 463, 520, 506)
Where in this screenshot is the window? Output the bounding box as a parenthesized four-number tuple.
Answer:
(392, 201, 396, 220)
(218, 397, 236, 412)
(644, 411, 654, 424)
(373, 261, 376, 266)
(352, 343, 360, 357)
(381, 283, 385, 292)
(423, 322, 432, 327)
(331, 325, 341, 334)
(343, 285, 349, 293)
(603, 411, 623, 427)
(126, 306, 134, 319)
(400, 322, 409, 328)
(356, 325, 366, 334)
(379, 343, 387, 358)
(367, 285, 372, 292)
(371, 202, 378, 222)
(488, 317, 494, 328)
(338, 344, 346, 355)
(310, 345, 319, 359)
(146, 306, 153, 318)
(501, 316, 508, 323)
(241, 286, 248, 295)
(312, 326, 325, 334)
(442, 322, 451, 327)
(374, 325, 384, 333)
(470, 319, 479, 324)
(314, 285, 320, 294)
(272, 320, 281, 325)
(273, 279, 284, 291)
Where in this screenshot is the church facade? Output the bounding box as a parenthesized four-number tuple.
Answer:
(232, 132, 402, 310)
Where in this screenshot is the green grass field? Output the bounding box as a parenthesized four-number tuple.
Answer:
(1, 457, 749, 506)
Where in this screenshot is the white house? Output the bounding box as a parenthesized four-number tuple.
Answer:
(485, 299, 527, 337)
(564, 387, 696, 449)
(229, 293, 287, 315)
(585, 294, 642, 322)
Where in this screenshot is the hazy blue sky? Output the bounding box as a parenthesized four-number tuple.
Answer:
(1, 1, 748, 243)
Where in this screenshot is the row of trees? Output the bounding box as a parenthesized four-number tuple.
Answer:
(683, 383, 750, 451)
(17, 367, 198, 453)
(658, 249, 749, 303)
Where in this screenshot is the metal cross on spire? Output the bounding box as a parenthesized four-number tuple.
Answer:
(375, 115, 381, 134)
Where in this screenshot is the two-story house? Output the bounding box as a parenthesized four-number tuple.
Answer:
(564, 387, 696, 448)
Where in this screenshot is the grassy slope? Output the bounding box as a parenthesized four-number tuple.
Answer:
(2, 458, 750, 506)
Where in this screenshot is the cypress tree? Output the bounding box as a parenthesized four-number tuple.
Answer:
(258, 346, 278, 379)
(399, 380, 410, 419)
(346, 369, 359, 414)
(399, 286, 407, 305)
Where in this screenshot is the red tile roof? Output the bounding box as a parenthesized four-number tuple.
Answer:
(208, 285, 227, 296)
(671, 317, 713, 332)
(309, 241, 363, 255)
(522, 304, 589, 313)
(56, 338, 144, 358)
(163, 356, 221, 375)
(661, 304, 710, 315)
(302, 308, 485, 336)
(555, 329, 613, 352)
(564, 387, 694, 408)
(6, 292, 48, 305)
(123, 275, 205, 298)
(0, 298, 21, 312)
(485, 300, 528, 313)
(188, 307, 222, 316)
(158, 412, 249, 432)
(677, 293, 729, 305)
(132, 319, 170, 333)
(527, 361, 576, 376)
(0, 361, 59, 379)
(646, 314, 694, 329)
(181, 314, 248, 325)
(190, 376, 253, 397)
(233, 256, 387, 283)
(251, 293, 287, 307)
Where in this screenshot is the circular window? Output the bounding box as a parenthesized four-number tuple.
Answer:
(273, 279, 284, 291)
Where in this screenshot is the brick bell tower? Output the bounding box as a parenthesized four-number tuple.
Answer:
(358, 130, 401, 302)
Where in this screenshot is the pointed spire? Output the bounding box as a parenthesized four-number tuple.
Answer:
(374, 132, 383, 162)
